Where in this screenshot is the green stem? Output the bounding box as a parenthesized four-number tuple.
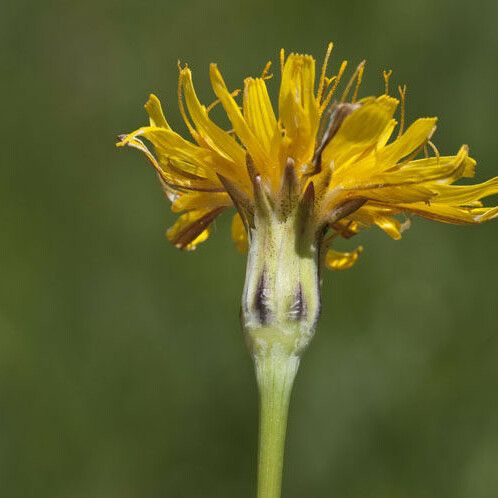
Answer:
(254, 352, 300, 498)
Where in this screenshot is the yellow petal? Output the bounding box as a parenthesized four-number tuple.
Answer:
(122, 126, 218, 181)
(341, 146, 472, 190)
(209, 64, 269, 174)
(355, 184, 436, 204)
(323, 95, 399, 172)
(391, 202, 498, 224)
(379, 117, 437, 165)
(172, 192, 232, 213)
(373, 216, 406, 239)
(145, 94, 170, 129)
(349, 205, 407, 240)
(167, 207, 225, 250)
(118, 134, 219, 192)
(387, 150, 475, 184)
(231, 212, 248, 253)
(330, 219, 362, 239)
(278, 54, 319, 166)
(337, 147, 484, 207)
(376, 118, 397, 148)
(243, 77, 278, 153)
(430, 176, 498, 205)
(179, 68, 246, 168)
(325, 246, 363, 271)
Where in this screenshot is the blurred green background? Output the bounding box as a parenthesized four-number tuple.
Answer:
(1, 0, 497, 497)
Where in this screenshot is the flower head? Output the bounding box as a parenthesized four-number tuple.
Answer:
(118, 44, 497, 269)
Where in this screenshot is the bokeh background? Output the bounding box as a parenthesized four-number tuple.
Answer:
(1, 0, 497, 497)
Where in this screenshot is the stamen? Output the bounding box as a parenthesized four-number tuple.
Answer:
(427, 140, 440, 163)
(206, 99, 219, 113)
(383, 69, 393, 95)
(423, 144, 429, 158)
(351, 63, 365, 103)
(280, 48, 285, 75)
(322, 76, 336, 94)
(340, 60, 366, 103)
(320, 60, 348, 113)
(206, 89, 240, 113)
(397, 142, 431, 167)
(261, 60, 273, 80)
(317, 42, 334, 102)
(316, 101, 336, 146)
(397, 84, 407, 137)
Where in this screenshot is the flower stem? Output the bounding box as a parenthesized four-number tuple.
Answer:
(254, 351, 300, 498)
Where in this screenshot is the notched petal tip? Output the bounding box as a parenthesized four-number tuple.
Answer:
(144, 93, 170, 129)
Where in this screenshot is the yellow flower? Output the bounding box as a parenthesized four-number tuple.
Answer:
(117, 44, 497, 268)
(118, 48, 498, 497)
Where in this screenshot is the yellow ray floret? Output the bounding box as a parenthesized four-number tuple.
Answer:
(117, 45, 497, 265)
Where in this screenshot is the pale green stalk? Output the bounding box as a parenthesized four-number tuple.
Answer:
(241, 183, 321, 498)
(254, 351, 299, 498)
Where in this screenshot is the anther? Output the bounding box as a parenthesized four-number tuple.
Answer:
(427, 140, 440, 163)
(397, 84, 407, 137)
(317, 42, 334, 102)
(340, 60, 366, 103)
(280, 48, 285, 75)
(383, 69, 393, 95)
(207, 89, 240, 113)
(320, 60, 348, 113)
(351, 63, 365, 103)
(261, 60, 273, 80)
